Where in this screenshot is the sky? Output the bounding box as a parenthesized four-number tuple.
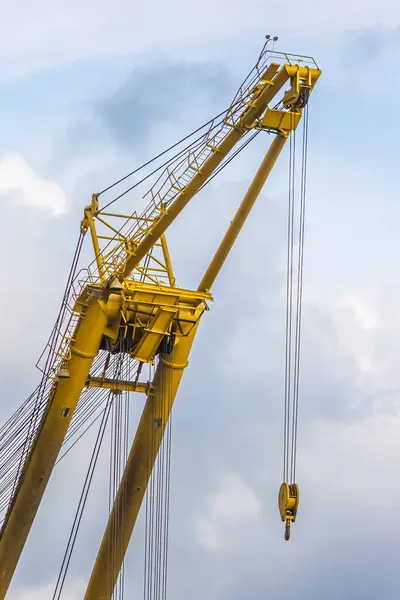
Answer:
(2, 1, 400, 598)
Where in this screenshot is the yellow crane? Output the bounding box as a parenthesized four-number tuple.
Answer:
(0, 39, 320, 598)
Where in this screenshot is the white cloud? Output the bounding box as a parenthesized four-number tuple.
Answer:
(8, 580, 85, 600)
(1, 0, 400, 78)
(223, 283, 400, 407)
(210, 473, 261, 521)
(303, 410, 400, 511)
(0, 152, 66, 215)
(193, 473, 261, 551)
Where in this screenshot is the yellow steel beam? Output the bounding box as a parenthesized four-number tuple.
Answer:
(198, 133, 288, 293)
(160, 233, 176, 286)
(84, 194, 106, 283)
(0, 292, 121, 597)
(121, 65, 292, 279)
(86, 376, 150, 394)
(197, 66, 321, 293)
(84, 322, 199, 600)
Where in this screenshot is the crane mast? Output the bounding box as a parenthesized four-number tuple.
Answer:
(0, 44, 320, 598)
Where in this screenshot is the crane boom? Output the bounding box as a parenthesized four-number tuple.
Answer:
(0, 44, 321, 598)
(121, 63, 291, 279)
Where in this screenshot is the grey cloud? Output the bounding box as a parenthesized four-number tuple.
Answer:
(63, 59, 233, 169)
(341, 24, 400, 62)
(59, 58, 235, 207)
(96, 61, 231, 150)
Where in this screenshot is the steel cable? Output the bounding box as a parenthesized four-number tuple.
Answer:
(98, 42, 272, 204)
(290, 103, 309, 483)
(282, 105, 309, 485)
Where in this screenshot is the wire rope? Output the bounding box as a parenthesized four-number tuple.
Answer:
(282, 105, 309, 485)
(52, 391, 113, 600)
(98, 42, 272, 203)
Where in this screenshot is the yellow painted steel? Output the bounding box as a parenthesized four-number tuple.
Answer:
(81, 194, 106, 283)
(283, 65, 320, 107)
(121, 64, 292, 279)
(133, 306, 176, 362)
(278, 483, 299, 541)
(0, 295, 120, 597)
(198, 133, 288, 293)
(86, 376, 150, 394)
(0, 49, 321, 598)
(84, 322, 199, 600)
(160, 233, 176, 287)
(261, 108, 301, 133)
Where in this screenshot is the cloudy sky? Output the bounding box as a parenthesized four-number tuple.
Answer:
(2, 1, 400, 598)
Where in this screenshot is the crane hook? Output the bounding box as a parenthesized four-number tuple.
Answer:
(278, 483, 299, 541)
(284, 520, 291, 541)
